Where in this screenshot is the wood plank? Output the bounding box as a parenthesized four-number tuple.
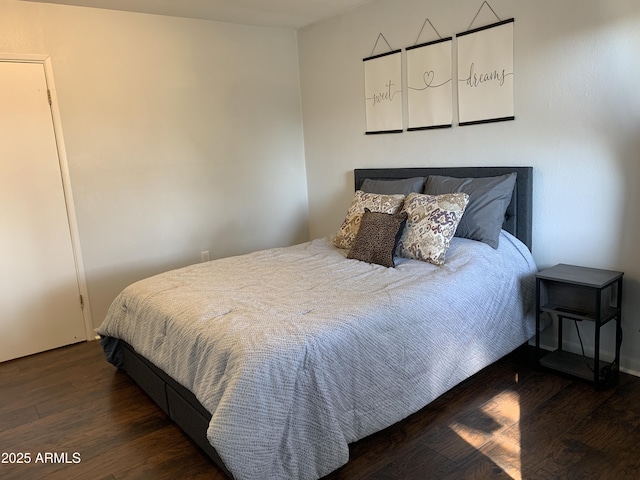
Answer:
(2, 341, 640, 479)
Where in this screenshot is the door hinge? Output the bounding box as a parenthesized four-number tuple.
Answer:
(80, 294, 84, 309)
(47, 89, 52, 106)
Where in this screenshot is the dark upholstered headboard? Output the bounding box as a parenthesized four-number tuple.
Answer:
(354, 167, 533, 251)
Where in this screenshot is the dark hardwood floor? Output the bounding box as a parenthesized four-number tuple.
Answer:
(1, 340, 639, 480)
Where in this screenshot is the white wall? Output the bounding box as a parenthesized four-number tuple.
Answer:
(298, 0, 640, 373)
(0, 0, 309, 328)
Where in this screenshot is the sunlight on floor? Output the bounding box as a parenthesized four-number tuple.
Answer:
(449, 374, 522, 479)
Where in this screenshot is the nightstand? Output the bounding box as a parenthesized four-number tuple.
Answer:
(535, 264, 623, 389)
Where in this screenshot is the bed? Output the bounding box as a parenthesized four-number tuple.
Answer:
(99, 166, 535, 480)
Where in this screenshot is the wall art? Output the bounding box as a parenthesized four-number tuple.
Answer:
(456, 18, 514, 126)
(363, 50, 403, 134)
(406, 37, 453, 131)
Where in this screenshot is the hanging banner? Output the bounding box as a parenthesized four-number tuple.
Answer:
(456, 18, 514, 126)
(363, 50, 403, 134)
(406, 37, 453, 131)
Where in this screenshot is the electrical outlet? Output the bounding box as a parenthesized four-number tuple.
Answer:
(201, 251, 210, 262)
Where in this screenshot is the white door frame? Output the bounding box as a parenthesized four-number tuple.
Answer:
(1, 53, 93, 342)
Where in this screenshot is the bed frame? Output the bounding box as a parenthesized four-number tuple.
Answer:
(119, 166, 533, 479)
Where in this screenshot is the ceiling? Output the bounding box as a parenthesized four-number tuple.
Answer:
(20, 0, 375, 29)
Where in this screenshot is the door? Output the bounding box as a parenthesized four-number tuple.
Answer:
(0, 60, 86, 362)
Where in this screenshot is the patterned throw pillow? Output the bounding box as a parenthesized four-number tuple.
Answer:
(397, 192, 470, 265)
(334, 190, 405, 250)
(347, 209, 408, 268)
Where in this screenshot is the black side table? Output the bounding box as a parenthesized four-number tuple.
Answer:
(535, 264, 623, 389)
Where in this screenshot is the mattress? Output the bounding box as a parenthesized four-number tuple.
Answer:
(98, 230, 537, 480)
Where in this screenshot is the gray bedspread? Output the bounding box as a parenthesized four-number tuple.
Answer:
(98, 231, 537, 480)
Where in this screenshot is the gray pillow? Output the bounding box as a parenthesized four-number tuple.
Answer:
(424, 173, 516, 249)
(360, 177, 425, 195)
